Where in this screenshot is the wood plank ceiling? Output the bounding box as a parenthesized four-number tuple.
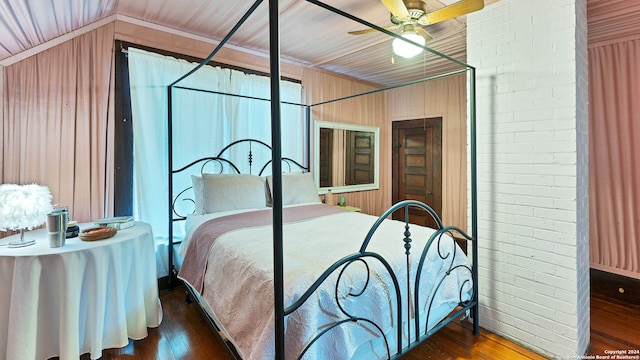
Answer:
(587, 0, 640, 47)
(0, 0, 481, 86)
(2, 0, 634, 85)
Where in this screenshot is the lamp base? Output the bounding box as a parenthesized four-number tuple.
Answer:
(8, 229, 36, 248)
(8, 239, 36, 248)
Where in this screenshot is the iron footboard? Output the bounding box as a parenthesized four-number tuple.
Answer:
(284, 200, 478, 359)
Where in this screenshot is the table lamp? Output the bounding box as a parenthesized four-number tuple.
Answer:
(0, 183, 54, 248)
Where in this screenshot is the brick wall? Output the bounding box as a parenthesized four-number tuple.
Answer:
(467, 0, 589, 357)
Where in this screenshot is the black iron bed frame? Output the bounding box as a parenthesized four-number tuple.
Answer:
(170, 139, 476, 359)
(165, 1, 479, 359)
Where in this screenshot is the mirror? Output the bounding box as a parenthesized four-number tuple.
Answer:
(314, 120, 379, 194)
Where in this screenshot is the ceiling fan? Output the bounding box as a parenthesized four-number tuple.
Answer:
(350, 0, 485, 58)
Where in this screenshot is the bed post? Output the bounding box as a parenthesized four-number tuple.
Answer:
(269, 0, 286, 358)
(168, 85, 175, 289)
(166, 0, 264, 291)
(306, 105, 311, 170)
(470, 66, 479, 336)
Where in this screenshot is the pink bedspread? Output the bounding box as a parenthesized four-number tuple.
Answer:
(178, 204, 345, 293)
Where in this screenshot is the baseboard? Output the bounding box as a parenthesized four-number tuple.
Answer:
(590, 268, 640, 305)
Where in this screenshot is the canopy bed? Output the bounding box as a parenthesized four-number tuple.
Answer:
(165, 0, 479, 359)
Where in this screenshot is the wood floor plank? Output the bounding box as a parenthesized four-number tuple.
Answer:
(57, 284, 640, 360)
(588, 292, 640, 356)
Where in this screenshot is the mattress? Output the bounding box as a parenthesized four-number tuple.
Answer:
(178, 203, 473, 360)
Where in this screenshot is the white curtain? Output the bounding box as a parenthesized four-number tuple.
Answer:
(127, 48, 304, 277)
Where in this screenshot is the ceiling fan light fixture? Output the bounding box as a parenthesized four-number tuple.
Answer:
(392, 31, 425, 58)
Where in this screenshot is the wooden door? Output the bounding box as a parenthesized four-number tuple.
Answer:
(346, 131, 375, 185)
(319, 128, 333, 188)
(392, 118, 442, 229)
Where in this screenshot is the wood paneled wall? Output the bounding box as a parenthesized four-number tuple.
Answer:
(303, 69, 389, 216)
(387, 74, 468, 229)
(303, 69, 468, 228)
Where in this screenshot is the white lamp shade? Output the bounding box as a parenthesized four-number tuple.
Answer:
(0, 183, 53, 231)
(392, 32, 425, 59)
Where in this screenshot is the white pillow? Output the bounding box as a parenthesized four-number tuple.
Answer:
(267, 172, 321, 206)
(201, 174, 268, 213)
(191, 175, 205, 214)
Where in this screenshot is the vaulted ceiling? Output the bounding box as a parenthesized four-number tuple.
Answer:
(1, 0, 638, 86)
(587, 0, 640, 46)
(0, 0, 492, 86)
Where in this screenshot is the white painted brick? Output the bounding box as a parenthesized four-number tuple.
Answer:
(534, 292, 575, 315)
(553, 105, 577, 119)
(535, 164, 575, 176)
(536, 316, 577, 342)
(533, 140, 576, 154)
(532, 119, 576, 131)
(510, 194, 555, 209)
(555, 308, 578, 328)
(529, 219, 560, 235)
(533, 227, 571, 243)
(535, 272, 574, 293)
(504, 152, 555, 165)
(548, 232, 578, 247)
(498, 203, 536, 217)
(553, 153, 576, 165)
(514, 174, 554, 186)
(478, 173, 509, 185)
(554, 198, 576, 211)
(533, 207, 576, 222)
(533, 185, 574, 200)
(551, 177, 576, 191)
(527, 302, 557, 322)
(497, 323, 538, 350)
(505, 222, 536, 237)
(498, 164, 541, 175)
(534, 248, 576, 268)
(469, 0, 586, 356)
(493, 120, 534, 134)
(513, 236, 556, 256)
(513, 132, 555, 146)
(483, 268, 516, 286)
(501, 262, 534, 281)
(535, 335, 577, 359)
(555, 264, 577, 282)
(555, 286, 578, 304)
(493, 183, 535, 196)
(502, 305, 536, 327)
(553, 129, 577, 142)
(514, 275, 556, 298)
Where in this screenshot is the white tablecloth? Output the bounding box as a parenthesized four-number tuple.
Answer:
(0, 222, 163, 360)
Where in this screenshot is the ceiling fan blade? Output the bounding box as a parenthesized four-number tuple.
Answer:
(349, 25, 400, 35)
(380, 0, 410, 19)
(415, 26, 434, 41)
(421, 0, 484, 25)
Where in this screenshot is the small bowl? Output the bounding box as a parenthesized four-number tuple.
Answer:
(78, 227, 117, 241)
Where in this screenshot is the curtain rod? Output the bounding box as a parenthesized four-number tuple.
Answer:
(118, 44, 301, 84)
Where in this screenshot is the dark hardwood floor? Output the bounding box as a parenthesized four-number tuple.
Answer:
(83, 286, 639, 360)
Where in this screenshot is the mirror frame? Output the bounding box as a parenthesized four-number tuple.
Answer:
(313, 120, 380, 194)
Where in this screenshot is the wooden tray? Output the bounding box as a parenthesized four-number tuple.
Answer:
(79, 227, 117, 241)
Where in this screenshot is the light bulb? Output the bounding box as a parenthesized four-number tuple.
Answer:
(392, 32, 425, 59)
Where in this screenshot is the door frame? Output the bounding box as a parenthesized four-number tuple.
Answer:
(392, 117, 443, 222)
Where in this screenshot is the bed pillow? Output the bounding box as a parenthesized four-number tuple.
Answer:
(201, 174, 268, 213)
(190, 175, 206, 214)
(267, 172, 321, 206)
